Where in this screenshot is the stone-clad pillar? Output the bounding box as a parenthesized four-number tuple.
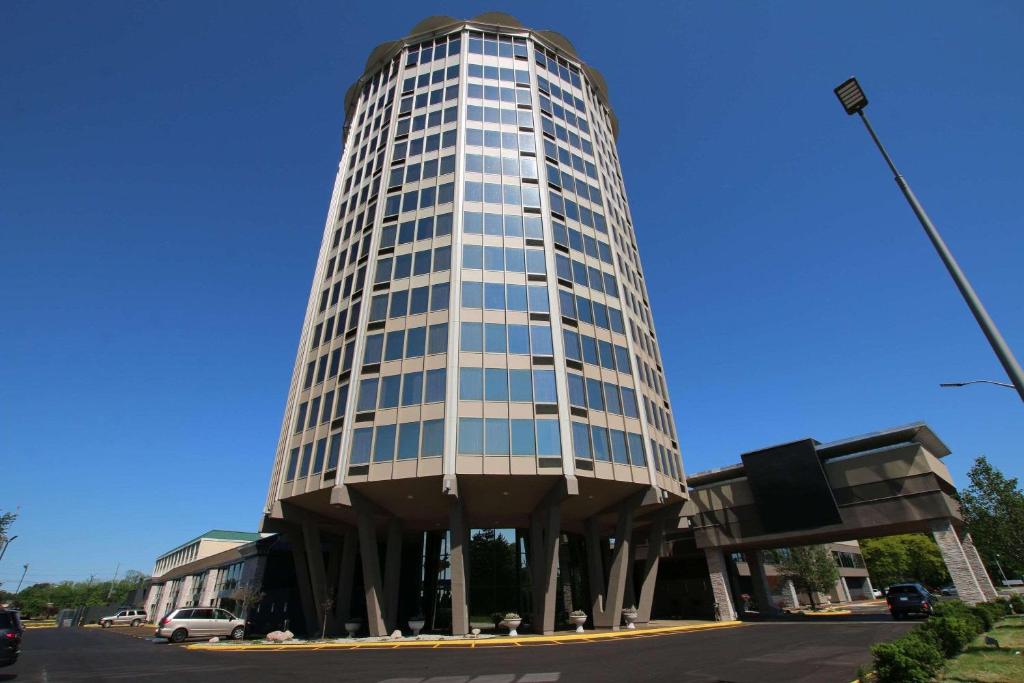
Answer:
(448, 496, 470, 636)
(960, 533, 998, 600)
(704, 548, 737, 621)
(931, 519, 986, 605)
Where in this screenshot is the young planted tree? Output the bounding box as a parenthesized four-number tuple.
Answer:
(232, 583, 266, 637)
(777, 545, 839, 609)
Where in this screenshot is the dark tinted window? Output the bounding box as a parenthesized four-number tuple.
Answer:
(0, 612, 13, 628)
(192, 609, 215, 619)
(887, 585, 920, 595)
(174, 609, 194, 619)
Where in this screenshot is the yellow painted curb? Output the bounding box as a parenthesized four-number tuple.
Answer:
(795, 610, 853, 617)
(185, 620, 743, 652)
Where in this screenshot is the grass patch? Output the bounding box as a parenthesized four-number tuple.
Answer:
(940, 615, 1024, 683)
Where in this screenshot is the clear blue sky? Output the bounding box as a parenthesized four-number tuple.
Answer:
(3, 1, 1022, 587)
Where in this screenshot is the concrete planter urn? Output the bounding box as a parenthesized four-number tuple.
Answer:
(569, 611, 587, 633)
(622, 608, 638, 630)
(501, 613, 522, 637)
(408, 617, 426, 637)
(344, 620, 361, 638)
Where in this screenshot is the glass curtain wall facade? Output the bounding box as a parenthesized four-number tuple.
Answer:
(261, 13, 687, 638)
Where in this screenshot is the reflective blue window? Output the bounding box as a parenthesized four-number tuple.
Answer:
(462, 281, 483, 308)
(586, 378, 604, 411)
(530, 325, 553, 355)
(511, 419, 535, 456)
(384, 331, 405, 361)
(484, 282, 505, 310)
(427, 323, 448, 354)
(372, 424, 396, 462)
(406, 327, 426, 358)
(357, 378, 379, 412)
(506, 284, 528, 311)
(485, 418, 510, 455)
(509, 369, 533, 402)
(422, 419, 444, 457)
(484, 323, 507, 353)
(379, 375, 401, 408)
(401, 372, 423, 406)
(460, 367, 483, 400)
(604, 383, 622, 415)
(536, 420, 561, 456)
(572, 422, 591, 459)
(627, 433, 647, 467)
(463, 245, 483, 269)
(458, 417, 483, 454)
(567, 374, 586, 407)
(397, 422, 420, 460)
(528, 285, 549, 312)
(350, 427, 373, 465)
(508, 324, 530, 354)
(621, 387, 639, 418)
(485, 368, 509, 401)
(534, 369, 557, 403)
(425, 368, 446, 403)
(461, 322, 483, 352)
(591, 426, 610, 461)
(610, 429, 629, 464)
(410, 286, 429, 314)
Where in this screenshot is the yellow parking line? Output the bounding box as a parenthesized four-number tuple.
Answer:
(185, 621, 743, 652)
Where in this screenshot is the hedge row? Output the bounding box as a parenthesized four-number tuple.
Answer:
(870, 599, 1012, 683)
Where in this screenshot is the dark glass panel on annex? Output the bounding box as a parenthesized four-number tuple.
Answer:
(740, 439, 841, 534)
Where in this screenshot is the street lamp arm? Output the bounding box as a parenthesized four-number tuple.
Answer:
(940, 380, 1016, 389)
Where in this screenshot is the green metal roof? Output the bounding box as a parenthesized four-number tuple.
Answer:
(156, 530, 263, 560)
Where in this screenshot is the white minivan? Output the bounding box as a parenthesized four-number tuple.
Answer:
(155, 607, 245, 643)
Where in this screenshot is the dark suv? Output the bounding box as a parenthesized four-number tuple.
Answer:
(0, 608, 23, 667)
(886, 583, 936, 619)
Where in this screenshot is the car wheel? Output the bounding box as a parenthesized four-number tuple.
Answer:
(101, 620, 110, 628)
(131, 619, 141, 627)
(170, 628, 188, 643)
(230, 626, 245, 640)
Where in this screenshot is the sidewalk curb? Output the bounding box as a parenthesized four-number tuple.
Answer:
(185, 620, 744, 652)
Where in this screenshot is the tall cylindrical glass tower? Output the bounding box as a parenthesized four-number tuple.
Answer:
(261, 13, 686, 637)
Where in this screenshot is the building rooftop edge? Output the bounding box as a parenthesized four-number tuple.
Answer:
(155, 530, 266, 561)
(342, 13, 619, 139)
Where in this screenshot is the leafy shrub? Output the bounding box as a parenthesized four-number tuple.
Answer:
(1009, 593, 1024, 614)
(920, 615, 978, 657)
(872, 631, 945, 683)
(969, 604, 996, 631)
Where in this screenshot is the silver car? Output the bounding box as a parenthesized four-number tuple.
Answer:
(155, 607, 245, 643)
(99, 608, 147, 628)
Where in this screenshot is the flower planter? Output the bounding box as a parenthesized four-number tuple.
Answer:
(501, 618, 522, 637)
(569, 614, 587, 633)
(344, 621, 361, 638)
(622, 610, 638, 630)
(408, 619, 425, 637)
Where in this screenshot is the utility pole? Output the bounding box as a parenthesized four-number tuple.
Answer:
(107, 562, 120, 601)
(15, 563, 29, 593)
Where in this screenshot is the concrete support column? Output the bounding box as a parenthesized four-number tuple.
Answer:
(356, 509, 387, 636)
(286, 531, 318, 635)
(931, 519, 987, 605)
(422, 531, 443, 628)
(835, 576, 852, 604)
(333, 530, 357, 623)
(745, 551, 780, 614)
(960, 533, 998, 600)
(636, 514, 667, 624)
(863, 575, 875, 600)
(593, 500, 637, 629)
(704, 548, 737, 621)
(302, 520, 336, 636)
(584, 518, 607, 621)
(529, 502, 561, 634)
(447, 496, 470, 636)
(383, 519, 403, 631)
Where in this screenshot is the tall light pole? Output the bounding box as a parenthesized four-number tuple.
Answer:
(15, 563, 29, 594)
(0, 535, 17, 564)
(834, 77, 1024, 404)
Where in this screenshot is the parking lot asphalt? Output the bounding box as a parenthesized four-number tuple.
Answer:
(4, 617, 914, 683)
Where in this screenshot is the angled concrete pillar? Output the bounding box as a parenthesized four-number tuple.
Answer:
(447, 496, 470, 636)
(302, 520, 336, 636)
(931, 519, 986, 604)
(285, 531, 318, 635)
(383, 518, 403, 631)
(745, 550, 780, 614)
(529, 502, 561, 634)
(356, 508, 387, 636)
(704, 548, 737, 621)
(636, 514, 667, 624)
(835, 577, 852, 604)
(960, 533, 998, 600)
(333, 530, 357, 622)
(863, 575, 875, 601)
(776, 578, 800, 609)
(584, 518, 607, 621)
(592, 499, 637, 629)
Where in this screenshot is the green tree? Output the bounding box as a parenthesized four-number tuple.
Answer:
(778, 544, 839, 609)
(960, 455, 1024, 578)
(11, 571, 146, 618)
(860, 534, 949, 589)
